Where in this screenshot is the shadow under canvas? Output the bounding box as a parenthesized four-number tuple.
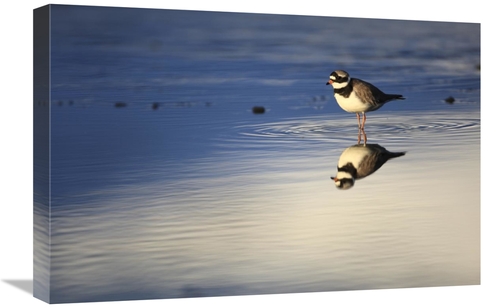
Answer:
(3, 280, 33, 295)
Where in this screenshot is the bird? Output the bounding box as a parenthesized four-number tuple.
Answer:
(326, 70, 405, 130)
(332, 143, 406, 190)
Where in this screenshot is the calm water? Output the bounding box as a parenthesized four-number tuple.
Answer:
(34, 5, 480, 303)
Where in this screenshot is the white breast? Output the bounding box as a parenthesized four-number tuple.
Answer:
(334, 92, 369, 113)
(338, 146, 371, 169)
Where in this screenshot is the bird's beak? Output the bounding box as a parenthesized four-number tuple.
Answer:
(331, 176, 338, 182)
(326, 79, 333, 85)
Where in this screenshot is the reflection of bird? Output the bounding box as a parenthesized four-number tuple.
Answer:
(326, 70, 405, 129)
(332, 144, 406, 190)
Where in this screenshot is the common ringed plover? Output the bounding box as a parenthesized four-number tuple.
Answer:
(332, 143, 406, 190)
(326, 70, 405, 129)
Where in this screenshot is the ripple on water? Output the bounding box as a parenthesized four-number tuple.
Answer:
(232, 110, 479, 148)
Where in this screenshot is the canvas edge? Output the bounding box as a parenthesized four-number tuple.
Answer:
(33, 4, 51, 304)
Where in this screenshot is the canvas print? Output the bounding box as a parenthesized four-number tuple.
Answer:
(33, 4, 480, 304)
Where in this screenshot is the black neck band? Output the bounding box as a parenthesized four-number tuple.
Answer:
(337, 163, 357, 177)
(333, 81, 352, 98)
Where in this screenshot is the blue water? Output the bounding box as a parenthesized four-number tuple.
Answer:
(35, 5, 480, 303)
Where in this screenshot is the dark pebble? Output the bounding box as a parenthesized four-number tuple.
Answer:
(444, 96, 455, 104)
(252, 106, 266, 114)
(114, 102, 127, 108)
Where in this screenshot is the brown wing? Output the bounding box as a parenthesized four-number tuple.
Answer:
(356, 145, 405, 179)
(351, 78, 390, 106)
(356, 152, 380, 179)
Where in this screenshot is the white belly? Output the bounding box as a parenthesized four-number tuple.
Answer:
(338, 146, 371, 168)
(334, 93, 369, 113)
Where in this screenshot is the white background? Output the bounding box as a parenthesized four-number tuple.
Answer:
(1, 1, 496, 307)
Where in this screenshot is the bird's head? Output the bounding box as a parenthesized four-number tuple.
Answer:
(331, 176, 355, 190)
(326, 70, 351, 89)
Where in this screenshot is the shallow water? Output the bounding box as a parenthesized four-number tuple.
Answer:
(34, 5, 480, 303)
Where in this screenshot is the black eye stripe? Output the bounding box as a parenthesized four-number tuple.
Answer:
(330, 72, 349, 83)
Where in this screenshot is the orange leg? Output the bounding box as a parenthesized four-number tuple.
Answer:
(357, 128, 367, 145)
(361, 113, 367, 130)
(356, 113, 361, 129)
